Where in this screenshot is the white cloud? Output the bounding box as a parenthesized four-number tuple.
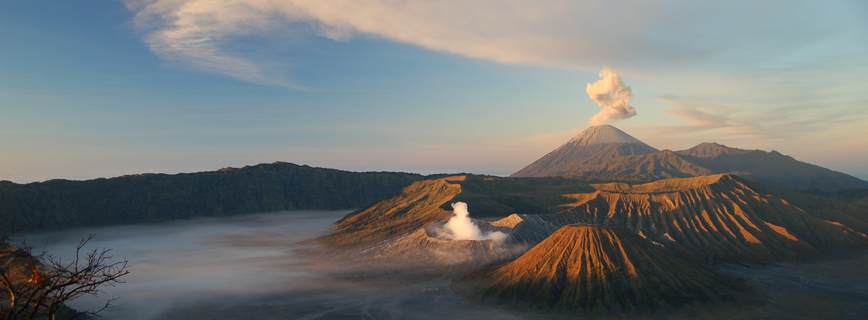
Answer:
(587, 67, 636, 125)
(125, 0, 859, 84)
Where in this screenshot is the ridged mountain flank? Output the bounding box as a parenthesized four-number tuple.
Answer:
(324, 177, 463, 245)
(531, 174, 868, 263)
(457, 224, 741, 314)
(511, 125, 657, 177)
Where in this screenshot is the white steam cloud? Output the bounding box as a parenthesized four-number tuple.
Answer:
(443, 202, 507, 241)
(586, 67, 636, 125)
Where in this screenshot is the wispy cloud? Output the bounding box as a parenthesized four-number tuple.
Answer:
(659, 97, 771, 138)
(124, 0, 857, 85)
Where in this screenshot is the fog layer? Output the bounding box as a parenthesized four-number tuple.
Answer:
(15, 211, 346, 319)
(14, 211, 528, 320)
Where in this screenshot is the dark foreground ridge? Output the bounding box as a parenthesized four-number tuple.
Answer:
(0, 162, 424, 233)
(456, 223, 743, 314)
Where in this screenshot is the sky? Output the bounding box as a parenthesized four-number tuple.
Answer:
(1, 0, 867, 183)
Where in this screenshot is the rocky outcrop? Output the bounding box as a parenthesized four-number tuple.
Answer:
(324, 177, 463, 245)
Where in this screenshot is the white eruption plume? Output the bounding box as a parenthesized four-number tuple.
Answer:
(586, 67, 636, 125)
(444, 202, 507, 241)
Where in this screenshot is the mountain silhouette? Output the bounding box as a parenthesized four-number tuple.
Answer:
(512, 127, 868, 192)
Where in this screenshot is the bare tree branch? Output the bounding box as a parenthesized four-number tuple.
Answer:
(1, 232, 129, 320)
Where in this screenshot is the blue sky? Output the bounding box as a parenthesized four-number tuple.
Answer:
(2, 0, 867, 182)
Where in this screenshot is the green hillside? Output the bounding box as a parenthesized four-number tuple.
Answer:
(0, 162, 423, 233)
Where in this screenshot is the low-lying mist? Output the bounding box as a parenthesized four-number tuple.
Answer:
(15, 211, 345, 319)
(13, 211, 529, 320)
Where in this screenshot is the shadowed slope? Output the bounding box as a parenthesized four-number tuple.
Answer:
(511, 125, 657, 177)
(541, 174, 868, 263)
(458, 224, 741, 314)
(512, 129, 867, 192)
(0, 162, 424, 233)
(678, 143, 868, 191)
(324, 177, 462, 245)
(561, 150, 713, 180)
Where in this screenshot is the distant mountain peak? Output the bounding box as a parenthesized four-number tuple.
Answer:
(510, 125, 657, 177)
(677, 142, 751, 158)
(567, 125, 645, 147)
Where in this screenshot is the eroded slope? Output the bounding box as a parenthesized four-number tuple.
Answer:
(540, 174, 868, 263)
(458, 224, 741, 314)
(324, 177, 462, 245)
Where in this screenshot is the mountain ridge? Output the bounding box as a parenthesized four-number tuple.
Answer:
(0, 162, 426, 233)
(512, 127, 868, 192)
(525, 174, 868, 263)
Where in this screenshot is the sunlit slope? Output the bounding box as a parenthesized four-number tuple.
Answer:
(541, 174, 868, 263)
(324, 177, 462, 245)
(459, 224, 741, 314)
(321, 173, 868, 264)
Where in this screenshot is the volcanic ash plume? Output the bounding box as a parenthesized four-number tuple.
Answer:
(444, 202, 507, 241)
(586, 67, 636, 125)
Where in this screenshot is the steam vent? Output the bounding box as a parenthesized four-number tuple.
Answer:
(358, 209, 522, 264)
(456, 224, 742, 314)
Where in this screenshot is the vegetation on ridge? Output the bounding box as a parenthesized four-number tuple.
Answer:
(0, 162, 424, 233)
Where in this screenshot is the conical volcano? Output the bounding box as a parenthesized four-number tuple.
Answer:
(511, 125, 657, 177)
(457, 223, 741, 314)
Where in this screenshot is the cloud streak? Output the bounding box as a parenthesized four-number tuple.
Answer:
(124, 0, 851, 85)
(660, 97, 770, 138)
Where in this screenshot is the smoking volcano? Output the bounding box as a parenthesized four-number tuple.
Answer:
(429, 202, 507, 241)
(361, 202, 524, 265)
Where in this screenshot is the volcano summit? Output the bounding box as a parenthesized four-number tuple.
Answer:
(511, 125, 658, 177)
(512, 125, 868, 191)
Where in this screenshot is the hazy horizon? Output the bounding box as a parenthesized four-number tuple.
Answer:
(2, 1, 866, 183)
